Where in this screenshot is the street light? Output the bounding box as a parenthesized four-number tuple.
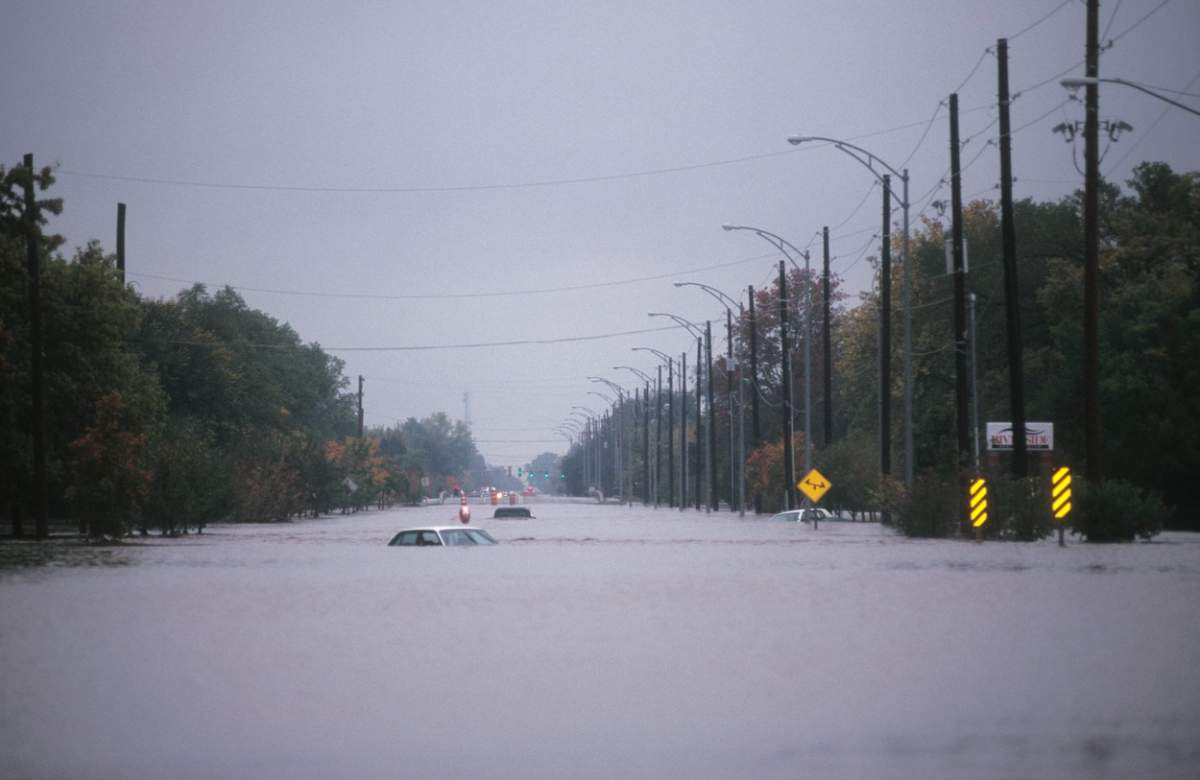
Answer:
(613, 365, 653, 383)
(721, 225, 813, 490)
(787, 135, 912, 487)
(589, 378, 628, 502)
(634, 347, 675, 509)
(675, 281, 745, 515)
(1061, 76, 1200, 117)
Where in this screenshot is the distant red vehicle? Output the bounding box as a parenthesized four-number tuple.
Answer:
(521, 485, 538, 497)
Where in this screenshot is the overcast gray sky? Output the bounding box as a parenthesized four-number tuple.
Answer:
(5, 0, 1198, 468)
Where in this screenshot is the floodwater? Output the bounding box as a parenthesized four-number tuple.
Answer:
(2, 499, 1199, 779)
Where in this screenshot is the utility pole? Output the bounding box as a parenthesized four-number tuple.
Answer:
(116, 202, 126, 285)
(668, 361, 675, 507)
(655, 366, 663, 506)
(950, 95, 970, 467)
(997, 38, 1029, 478)
(823, 226, 833, 448)
(23, 154, 48, 539)
(748, 285, 762, 513)
(726, 307, 735, 511)
(1083, 0, 1102, 484)
(969, 293, 981, 469)
(357, 375, 365, 437)
(779, 260, 796, 510)
(880, 177, 893, 485)
(706, 320, 717, 511)
(680, 351, 688, 510)
(695, 337, 703, 511)
(643, 382, 650, 504)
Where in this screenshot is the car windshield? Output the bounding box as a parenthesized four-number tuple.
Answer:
(769, 511, 802, 522)
(464, 529, 497, 545)
(494, 507, 531, 518)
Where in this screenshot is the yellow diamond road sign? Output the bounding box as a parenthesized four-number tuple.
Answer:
(798, 468, 832, 503)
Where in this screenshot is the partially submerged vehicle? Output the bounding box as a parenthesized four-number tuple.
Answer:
(387, 526, 498, 546)
(493, 506, 534, 519)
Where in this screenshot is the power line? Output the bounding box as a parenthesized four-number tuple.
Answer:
(1009, 0, 1075, 40)
(131, 251, 777, 301)
(145, 322, 686, 353)
(1108, 0, 1170, 45)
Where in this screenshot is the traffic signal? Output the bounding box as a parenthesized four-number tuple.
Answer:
(544, 471, 549, 480)
(560, 472, 566, 480)
(517, 467, 523, 477)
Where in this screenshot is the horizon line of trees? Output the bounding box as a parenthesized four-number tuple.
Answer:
(2, 161, 496, 539)
(562, 162, 1198, 537)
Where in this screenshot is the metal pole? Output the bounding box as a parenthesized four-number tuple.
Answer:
(779, 260, 795, 510)
(748, 285, 762, 513)
(804, 241, 813, 478)
(23, 154, 48, 539)
(726, 308, 735, 510)
(706, 320, 717, 512)
(655, 368, 662, 506)
(680, 351, 688, 511)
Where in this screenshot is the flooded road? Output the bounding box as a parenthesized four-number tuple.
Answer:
(3, 500, 1199, 779)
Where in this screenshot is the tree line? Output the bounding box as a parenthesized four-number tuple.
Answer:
(563, 162, 1196, 539)
(1, 162, 481, 539)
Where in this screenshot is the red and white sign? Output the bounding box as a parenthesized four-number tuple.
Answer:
(986, 422, 1054, 451)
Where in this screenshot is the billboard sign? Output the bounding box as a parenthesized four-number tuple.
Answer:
(986, 422, 1054, 451)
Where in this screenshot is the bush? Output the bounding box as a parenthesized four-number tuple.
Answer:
(989, 475, 1054, 541)
(892, 471, 959, 537)
(1072, 479, 1170, 542)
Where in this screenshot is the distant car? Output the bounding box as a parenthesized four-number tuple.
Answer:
(493, 506, 534, 519)
(767, 508, 833, 524)
(521, 486, 538, 497)
(388, 526, 498, 546)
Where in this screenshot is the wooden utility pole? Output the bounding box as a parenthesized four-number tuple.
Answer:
(116, 202, 126, 285)
(23, 154, 48, 539)
(949, 96, 970, 467)
(880, 177, 893, 482)
(1084, 0, 1101, 483)
(997, 38, 1028, 477)
(695, 337, 702, 511)
(356, 375, 364, 437)
(822, 226, 832, 447)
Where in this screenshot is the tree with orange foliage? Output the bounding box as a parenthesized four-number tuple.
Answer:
(68, 392, 152, 539)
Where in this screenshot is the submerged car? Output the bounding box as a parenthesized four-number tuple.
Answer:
(767, 508, 833, 524)
(388, 526, 498, 546)
(493, 506, 534, 519)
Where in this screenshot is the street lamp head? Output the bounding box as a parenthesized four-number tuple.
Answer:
(721, 223, 736, 231)
(673, 281, 685, 287)
(1060, 77, 1096, 92)
(786, 135, 812, 146)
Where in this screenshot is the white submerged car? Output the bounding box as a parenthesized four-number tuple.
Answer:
(388, 526, 498, 546)
(767, 508, 834, 524)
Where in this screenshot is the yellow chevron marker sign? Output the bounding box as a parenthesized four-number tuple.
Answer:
(1051, 466, 1072, 520)
(969, 477, 988, 528)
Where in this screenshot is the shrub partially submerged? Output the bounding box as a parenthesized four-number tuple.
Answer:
(1073, 479, 1169, 542)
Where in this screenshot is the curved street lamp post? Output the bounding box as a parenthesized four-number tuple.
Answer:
(787, 135, 912, 487)
(675, 281, 745, 515)
(722, 225, 812, 504)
